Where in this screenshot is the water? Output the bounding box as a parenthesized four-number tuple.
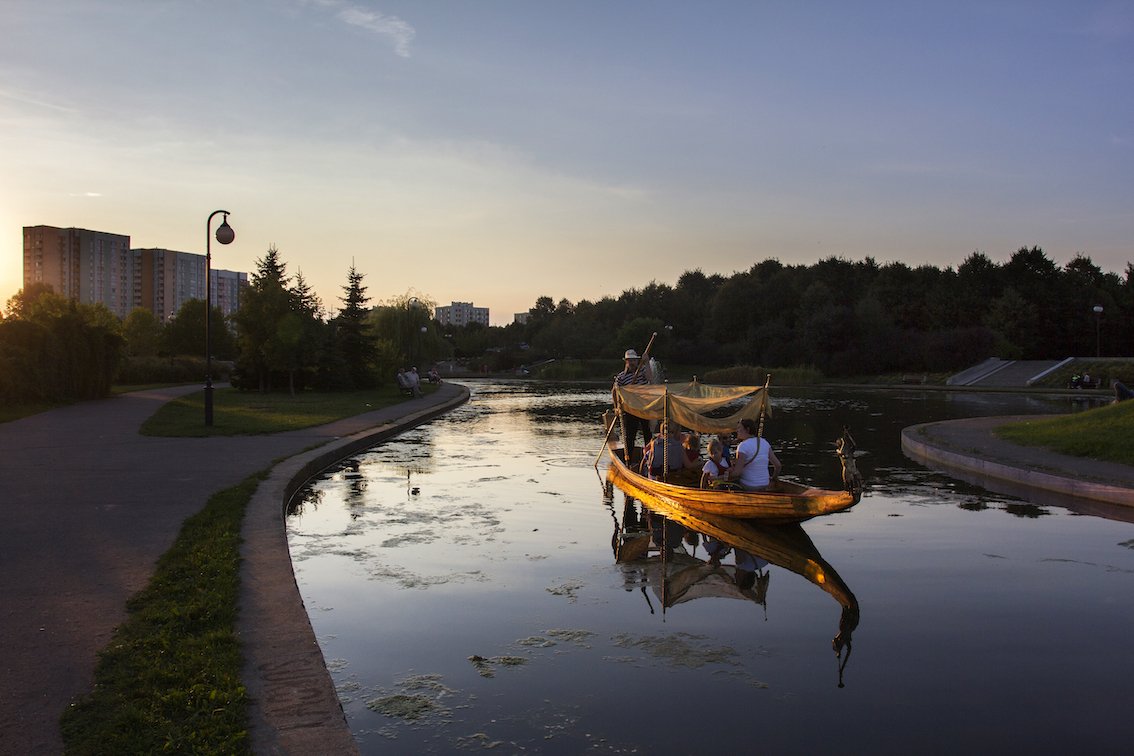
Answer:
(287, 381, 1134, 753)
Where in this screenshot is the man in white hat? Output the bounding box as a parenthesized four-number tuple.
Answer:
(612, 348, 654, 462)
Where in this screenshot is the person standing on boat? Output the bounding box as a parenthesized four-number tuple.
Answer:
(730, 417, 781, 491)
(613, 349, 653, 461)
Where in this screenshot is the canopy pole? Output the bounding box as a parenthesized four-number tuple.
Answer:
(756, 374, 771, 441)
(661, 384, 669, 482)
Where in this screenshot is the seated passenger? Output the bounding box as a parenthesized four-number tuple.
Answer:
(729, 418, 782, 491)
(700, 437, 730, 488)
(681, 432, 701, 465)
(642, 422, 699, 480)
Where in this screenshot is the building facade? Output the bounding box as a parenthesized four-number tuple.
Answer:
(24, 226, 247, 321)
(135, 248, 246, 322)
(23, 225, 134, 318)
(435, 301, 490, 328)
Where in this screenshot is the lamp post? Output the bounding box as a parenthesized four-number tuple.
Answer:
(205, 210, 235, 426)
(1093, 305, 1103, 358)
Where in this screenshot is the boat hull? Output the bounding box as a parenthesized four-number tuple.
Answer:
(607, 447, 858, 523)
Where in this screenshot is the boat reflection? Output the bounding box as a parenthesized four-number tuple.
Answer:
(606, 483, 860, 687)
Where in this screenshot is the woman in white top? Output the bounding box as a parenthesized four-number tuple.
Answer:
(730, 417, 781, 491)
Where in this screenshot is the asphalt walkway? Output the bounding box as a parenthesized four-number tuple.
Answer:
(902, 415, 1134, 517)
(0, 382, 468, 755)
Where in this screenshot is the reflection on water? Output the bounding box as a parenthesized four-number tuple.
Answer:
(607, 482, 860, 687)
(288, 380, 1134, 754)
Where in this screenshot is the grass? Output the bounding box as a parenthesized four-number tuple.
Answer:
(996, 399, 1134, 466)
(61, 473, 263, 755)
(59, 383, 439, 750)
(141, 383, 436, 436)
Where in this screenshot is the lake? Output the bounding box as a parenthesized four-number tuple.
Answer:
(287, 381, 1134, 754)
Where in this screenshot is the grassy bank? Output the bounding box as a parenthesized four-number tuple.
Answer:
(61, 473, 262, 754)
(141, 383, 435, 436)
(996, 398, 1134, 466)
(60, 385, 440, 751)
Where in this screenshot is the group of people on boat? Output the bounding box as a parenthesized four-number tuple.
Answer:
(613, 348, 782, 492)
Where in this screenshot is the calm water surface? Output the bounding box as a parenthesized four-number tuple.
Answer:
(287, 381, 1134, 754)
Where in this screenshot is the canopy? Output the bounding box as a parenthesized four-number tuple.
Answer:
(613, 379, 770, 435)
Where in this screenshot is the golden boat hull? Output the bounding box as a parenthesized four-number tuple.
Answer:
(607, 447, 859, 523)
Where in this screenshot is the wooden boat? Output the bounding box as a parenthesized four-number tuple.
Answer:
(612, 486, 857, 612)
(608, 447, 858, 522)
(603, 378, 859, 523)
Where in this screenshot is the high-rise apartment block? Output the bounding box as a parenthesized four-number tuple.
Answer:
(435, 301, 489, 328)
(23, 225, 134, 318)
(135, 248, 247, 322)
(23, 226, 246, 321)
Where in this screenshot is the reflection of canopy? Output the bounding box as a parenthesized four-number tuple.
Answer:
(647, 559, 769, 609)
(613, 380, 771, 435)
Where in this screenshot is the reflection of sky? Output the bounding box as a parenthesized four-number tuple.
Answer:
(287, 381, 1134, 754)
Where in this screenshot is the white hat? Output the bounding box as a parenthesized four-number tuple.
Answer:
(624, 349, 640, 360)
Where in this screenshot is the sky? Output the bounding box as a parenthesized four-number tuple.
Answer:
(2, 1, 1132, 325)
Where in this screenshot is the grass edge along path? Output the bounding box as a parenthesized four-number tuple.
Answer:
(141, 384, 433, 437)
(61, 472, 264, 755)
(996, 399, 1134, 467)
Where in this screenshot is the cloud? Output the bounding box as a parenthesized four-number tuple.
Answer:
(0, 88, 76, 113)
(305, 1, 415, 56)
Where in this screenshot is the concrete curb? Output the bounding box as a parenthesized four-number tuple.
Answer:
(901, 420, 1134, 508)
(239, 385, 470, 754)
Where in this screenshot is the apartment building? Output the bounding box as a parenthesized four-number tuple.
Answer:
(23, 226, 247, 321)
(136, 248, 247, 322)
(434, 301, 489, 328)
(23, 225, 134, 318)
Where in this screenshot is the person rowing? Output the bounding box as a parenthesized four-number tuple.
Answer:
(612, 348, 654, 461)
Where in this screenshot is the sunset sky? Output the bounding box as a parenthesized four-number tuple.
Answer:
(3, 1, 1131, 324)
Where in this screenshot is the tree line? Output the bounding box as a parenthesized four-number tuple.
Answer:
(1, 244, 1128, 404)
(487, 246, 1130, 377)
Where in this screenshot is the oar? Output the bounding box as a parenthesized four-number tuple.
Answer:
(594, 331, 658, 467)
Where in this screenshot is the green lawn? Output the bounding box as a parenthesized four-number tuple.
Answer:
(60, 384, 439, 751)
(62, 473, 261, 754)
(996, 399, 1134, 466)
(141, 383, 435, 436)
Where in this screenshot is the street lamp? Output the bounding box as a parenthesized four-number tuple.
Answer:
(205, 210, 235, 426)
(1093, 305, 1103, 358)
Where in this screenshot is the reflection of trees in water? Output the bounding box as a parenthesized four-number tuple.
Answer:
(288, 484, 324, 516)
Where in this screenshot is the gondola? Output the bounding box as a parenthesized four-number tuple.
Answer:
(603, 378, 859, 523)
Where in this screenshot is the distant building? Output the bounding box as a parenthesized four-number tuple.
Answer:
(23, 225, 133, 318)
(513, 312, 530, 325)
(136, 248, 247, 322)
(24, 226, 247, 321)
(435, 301, 489, 328)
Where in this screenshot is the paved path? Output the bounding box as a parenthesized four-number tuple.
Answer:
(0, 383, 468, 755)
(902, 415, 1134, 517)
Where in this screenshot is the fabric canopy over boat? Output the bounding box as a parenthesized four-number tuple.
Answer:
(613, 380, 770, 435)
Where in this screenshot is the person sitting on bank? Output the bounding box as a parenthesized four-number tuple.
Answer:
(642, 421, 699, 480)
(700, 437, 730, 488)
(729, 417, 782, 491)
